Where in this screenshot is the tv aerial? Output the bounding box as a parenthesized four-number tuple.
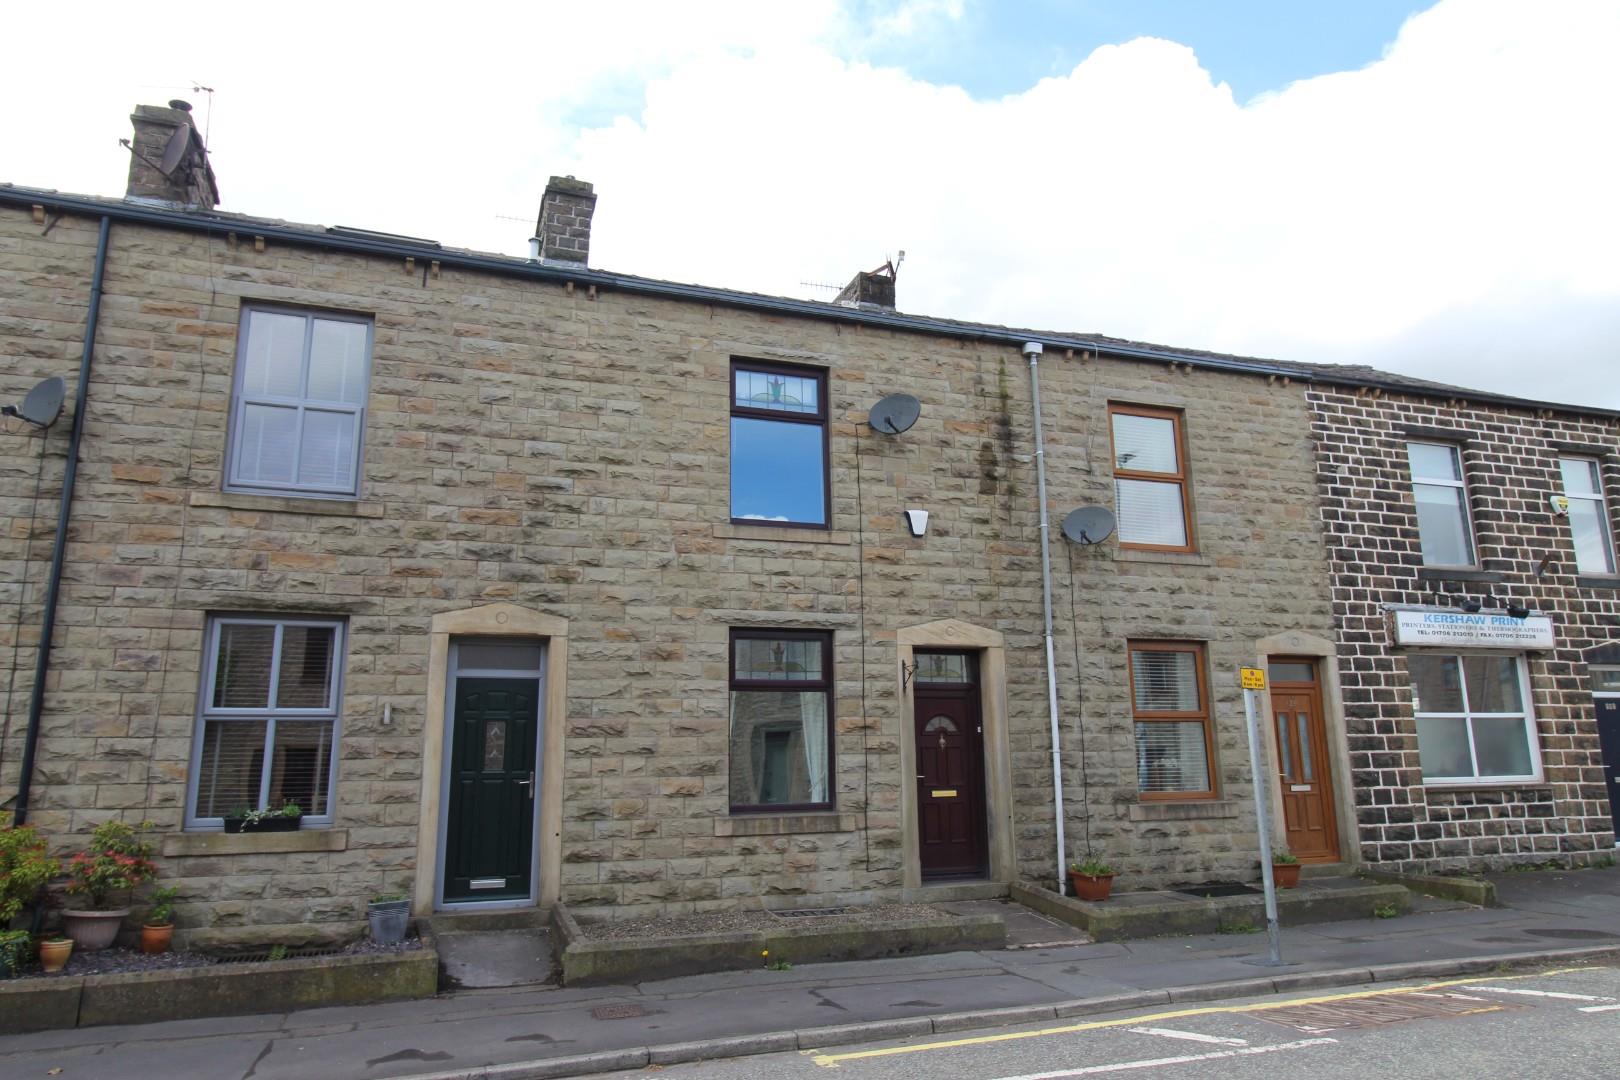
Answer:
(2, 377, 66, 429)
(1061, 506, 1116, 545)
(868, 393, 921, 435)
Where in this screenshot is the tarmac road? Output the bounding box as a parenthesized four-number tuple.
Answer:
(598, 963, 1620, 1080)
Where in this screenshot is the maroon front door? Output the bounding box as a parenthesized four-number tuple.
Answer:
(915, 652, 988, 879)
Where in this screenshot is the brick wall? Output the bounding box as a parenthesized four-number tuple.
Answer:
(1308, 387, 1619, 870)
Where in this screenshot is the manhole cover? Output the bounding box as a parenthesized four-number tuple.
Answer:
(1524, 928, 1619, 940)
(1260, 991, 1518, 1034)
(771, 907, 854, 918)
(590, 1002, 649, 1020)
(1174, 882, 1260, 899)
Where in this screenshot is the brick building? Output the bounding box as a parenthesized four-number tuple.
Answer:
(0, 102, 1613, 946)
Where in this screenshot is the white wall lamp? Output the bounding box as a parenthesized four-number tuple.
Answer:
(904, 509, 929, 537)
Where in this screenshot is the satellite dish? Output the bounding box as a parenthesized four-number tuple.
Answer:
(158, 124, 193, 176)
(1061, 506, 1116, 545)
(868, 393, 921, 434)
(3, 377, 65, 429)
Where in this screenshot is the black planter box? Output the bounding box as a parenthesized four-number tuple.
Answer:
(222, 816, 302, 834)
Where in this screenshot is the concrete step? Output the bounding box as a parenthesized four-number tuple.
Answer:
(902, 881, 1012, 903)
(426, 906, 551, 935)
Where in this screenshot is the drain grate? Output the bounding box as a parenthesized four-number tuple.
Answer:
(210, 947, 343, 965)
(1174, 882, 1260, 899)
(1260, 991, 1518, 1033)
(771, 907, 854, 919)
(591, 1002, 650, 1020)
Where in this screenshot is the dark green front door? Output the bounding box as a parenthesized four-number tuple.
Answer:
(444, 677, 539, 902)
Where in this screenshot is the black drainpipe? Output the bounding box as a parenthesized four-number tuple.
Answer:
(12, 215, 111, 825)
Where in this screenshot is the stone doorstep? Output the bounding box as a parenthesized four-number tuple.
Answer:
(1011, 877, 1415, 942)
(550, 903, 1007, 986)
(0, 930, 441, 1036)
(1358, 868, 1498, 907)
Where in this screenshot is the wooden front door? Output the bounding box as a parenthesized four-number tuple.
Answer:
(914, 653, 988, 879)
(1268, 658, 1340, 862)
(444, 677, 539, 902)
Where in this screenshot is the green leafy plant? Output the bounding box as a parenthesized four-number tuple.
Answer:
(266, 944, 288, 962)
(1218, 923, 1262, 935)
(0, 928, 32, 974)
(64, 820, 158, 910)
(240, 801, 302, 826)
(0, 822, 59, 925)
(1068, 856, 1115, 877)
(1272, 851, 1299, 865)
(1373, 903, 1399, 919)
(371, 892, 408, 905)
(146, 886, 179, 927)
(767, 957, 793, 971)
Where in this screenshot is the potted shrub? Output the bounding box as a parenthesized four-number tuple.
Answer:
(2, 819, 59, 936)
(38, 934, 73, 973)
(1067, 855, 1117, 902)
(1271, 850, 1301, 889)
(223, 801, 303, 834)
(141, 886, 178, 954)
(61, 820, 158, 951)
(367, 892, 410, 945)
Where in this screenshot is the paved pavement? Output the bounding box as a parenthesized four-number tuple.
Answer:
(1, 866, 1617, 1080)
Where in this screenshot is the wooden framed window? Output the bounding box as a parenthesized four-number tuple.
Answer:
(1128, 641, 1216, 800)
(730, 360, 829, 528)
(1559, 456, 1616, 575)
(1109, 404, 1194, 551)
(728, 629, 834, 812)
(1406, 441, 1476, 567)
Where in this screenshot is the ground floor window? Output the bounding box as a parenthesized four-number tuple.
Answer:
(1128, 640, 1216, 799)
(728, 629, 832, 811)
(1409, 652, 1540, 783)
(188, 615, 344, 827)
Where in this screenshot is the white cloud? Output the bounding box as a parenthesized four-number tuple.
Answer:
(5, 0, 1616, 406)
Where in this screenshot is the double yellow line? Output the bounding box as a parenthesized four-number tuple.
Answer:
(810, 965, 1601, 1067)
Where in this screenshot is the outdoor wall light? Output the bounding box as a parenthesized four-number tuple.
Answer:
(904, 509, 929, 537)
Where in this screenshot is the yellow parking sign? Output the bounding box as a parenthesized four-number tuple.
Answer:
(1240, 667, 1266, 690)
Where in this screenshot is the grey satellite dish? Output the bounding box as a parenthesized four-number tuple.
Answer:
(868, 393, 921, 434)
(1061, 506, 1116, 545)
(158, 124, 193, 176)
(3, 377, 65, 429)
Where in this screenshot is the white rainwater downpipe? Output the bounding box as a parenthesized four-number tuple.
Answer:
(1024, 341, 1068, 892)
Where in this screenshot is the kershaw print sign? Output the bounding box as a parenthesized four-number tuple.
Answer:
(1391, 609, 1555, 649)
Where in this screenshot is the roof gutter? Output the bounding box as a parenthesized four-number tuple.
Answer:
(12, 214, 110, 825)
(3, 187, 1615, 421)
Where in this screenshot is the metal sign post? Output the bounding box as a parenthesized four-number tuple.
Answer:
(1240, 667, 1283, 967)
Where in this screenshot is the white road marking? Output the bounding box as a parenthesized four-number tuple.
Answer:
(1127, 1027, 1248, 1046)
(1578, 1004, 1620, 1013)
(1462, 986, 1615, 1003)
(988, 1038, 1338, 1079)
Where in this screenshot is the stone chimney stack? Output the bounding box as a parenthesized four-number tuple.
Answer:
(534, 176, 596, 266)
(125, 100, 219, 209)
(834, 261, 898, 311)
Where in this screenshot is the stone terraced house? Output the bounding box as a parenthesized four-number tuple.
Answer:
(0, 101, 1614, 947)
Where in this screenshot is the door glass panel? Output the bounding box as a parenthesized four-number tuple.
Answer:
(1270, 662, 1314, 683)
(1297, 713, 1314, 781)
(458, 642, 543, 671)
(915, 654, 970, 683)
(1276, 711, 1293, 780)
(923, 715, 959, 733)
(1417, 716, 1472, 779)
(482, 721, 507, 771)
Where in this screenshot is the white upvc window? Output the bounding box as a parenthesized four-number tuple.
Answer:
(1559, 456, 1616, 575)
(187, 616, 345, 828)
(227, 306, 371, 498)
(1406, 441, 1476, 567)
(1409, 652, 1541, 784)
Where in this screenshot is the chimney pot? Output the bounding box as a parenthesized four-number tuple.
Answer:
(168, 99, 193, 112)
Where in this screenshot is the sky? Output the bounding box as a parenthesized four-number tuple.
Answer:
(5, 0, 1617, 408)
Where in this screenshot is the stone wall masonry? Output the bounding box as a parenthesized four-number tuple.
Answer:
(0, 203, 1337, 940)
(1307, 387, 1619, 872)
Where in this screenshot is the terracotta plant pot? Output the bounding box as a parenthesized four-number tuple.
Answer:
(61, 908, 130, 951)
(39, 938, 73, 973)
(140, 923, 174, 955)
(1272, 862, 1302, 889)
(1068, 871, 1116, 902)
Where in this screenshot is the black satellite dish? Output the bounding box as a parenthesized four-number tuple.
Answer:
(3, 377, 65, 429)
(1061, 506, 1116, 545)
(158, 124, 193, 176)
(868, 393, 921, 434)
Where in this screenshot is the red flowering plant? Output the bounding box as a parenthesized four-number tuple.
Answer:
(64, 821, 158, 911)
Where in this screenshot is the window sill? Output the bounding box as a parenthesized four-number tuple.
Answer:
(1421, 781, 1547, 793)
(1415, 566, 1505, 584)
(163, 829, 348, 856)
(194, 491, 383, 518)
(1577, 575, 1620, 590)
(714, 523, 852, 546)
(1128, 800, 1236, 822)
(1115, 548, 1211, 567)
(714, 812, 861, 836)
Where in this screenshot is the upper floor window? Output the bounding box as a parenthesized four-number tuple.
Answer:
(1406, 441, 1475, 566)
(1409, 652, 1540, 784)
(188, 615, 345, 828)
(1110, 404, 1193, 551)
(1128, 641, 1215, 800)
(1559, 456, 1615, 575)
(728, 629, 833, 811)
(227, 306, 372, 498)
(730, 361, 828, 527)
